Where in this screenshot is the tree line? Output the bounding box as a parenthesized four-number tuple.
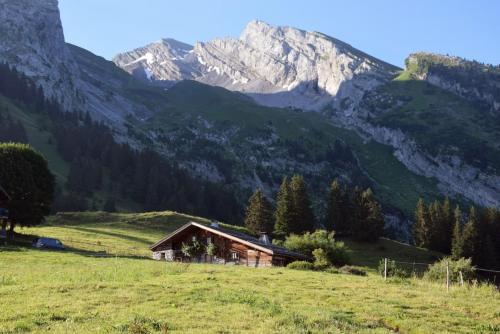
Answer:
(0, 62, 243, 223)
(413, 198, 500, 269)
(244, 177, 384, 241)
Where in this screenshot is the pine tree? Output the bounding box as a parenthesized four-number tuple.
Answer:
(427, 200, 443, 251)
(289, 175, 315, 233)
(326, 179, 347, 234)
(413, 198, 430, 248)
(451, 206, 464, 260)
(441, 197, 454, 253)
(351, 188, 384, 241)
(274, 177, 294, 239)
(244, 189, 274, 235)
(461, 206, 479, 261)
(481, 207, 500, 267)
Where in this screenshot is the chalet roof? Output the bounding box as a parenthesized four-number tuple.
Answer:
(150, 222, 309, 260)
(0, 184, 9, 200)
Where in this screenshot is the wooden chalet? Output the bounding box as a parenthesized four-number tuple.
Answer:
(150, 222, 308, 267)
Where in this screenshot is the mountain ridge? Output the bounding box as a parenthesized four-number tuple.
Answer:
(114, 20, 399, 111)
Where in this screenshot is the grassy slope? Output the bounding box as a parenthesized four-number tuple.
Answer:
(146, 81, 441, 216)
(1, 212, 498, 333)
(0, 96, 69, 183)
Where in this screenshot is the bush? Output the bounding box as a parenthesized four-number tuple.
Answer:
(339, 265, 367, 276)
(287, 261, 315, 271)
(312, 248, 330, 269)
(424, 257, 475, 283)
(283, 230, 349, 266)
(378, 259, 411, 278)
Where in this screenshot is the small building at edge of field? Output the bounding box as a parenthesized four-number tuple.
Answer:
(150, 221, 308, 267)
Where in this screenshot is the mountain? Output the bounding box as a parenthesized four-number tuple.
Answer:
(114, 20, 399, 111)
(0, 0, 161, 132)
(1, 0, 499, 239)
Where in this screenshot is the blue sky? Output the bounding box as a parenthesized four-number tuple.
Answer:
(59, 0, 500, 67)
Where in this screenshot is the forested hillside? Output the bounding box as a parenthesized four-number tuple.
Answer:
(0, 63, 242, 222)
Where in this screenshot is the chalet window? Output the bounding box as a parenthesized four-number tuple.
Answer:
(231, 251, 239, 260)
(207, 237, 212, 244)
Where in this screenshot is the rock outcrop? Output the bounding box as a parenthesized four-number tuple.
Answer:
(0, 0, 79, 110)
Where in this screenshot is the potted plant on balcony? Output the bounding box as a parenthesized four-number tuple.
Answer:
(181, 238, 205, 262)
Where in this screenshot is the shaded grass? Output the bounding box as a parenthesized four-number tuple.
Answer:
(343, 238, 442, 270)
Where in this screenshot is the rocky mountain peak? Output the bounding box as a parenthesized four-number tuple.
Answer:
(114, 20, 399, 111)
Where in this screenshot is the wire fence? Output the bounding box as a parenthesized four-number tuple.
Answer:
(381, 257, 500, 289)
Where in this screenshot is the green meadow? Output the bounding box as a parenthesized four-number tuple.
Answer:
(0, 212, 499, 333)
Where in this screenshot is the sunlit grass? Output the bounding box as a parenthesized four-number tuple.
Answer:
(2, 211, 498, 333)
(0, 249, 498, 334)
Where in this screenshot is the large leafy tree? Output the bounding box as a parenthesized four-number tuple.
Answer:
(0, 143, 55, 238)
(244, 189, 274, 235)
(289, 175, 315, 234)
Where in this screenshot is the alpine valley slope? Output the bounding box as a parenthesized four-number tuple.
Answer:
(0, 0, 497, 236)
(116, 21, 500, 209)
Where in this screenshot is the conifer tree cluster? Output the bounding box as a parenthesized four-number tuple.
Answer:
(414, 198, 500, 269)
(413, 198, 454, 253)
(245, 175, 316, 238)
(325, 180, 384, 241)
(245, 177, 384, 242)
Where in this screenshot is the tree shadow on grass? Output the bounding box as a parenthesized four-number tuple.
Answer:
(68, 226, 153, 245)
(1, 234, 152, 260)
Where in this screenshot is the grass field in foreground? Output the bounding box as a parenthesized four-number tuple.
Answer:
(1, 250, 499, 334)
(1, 211, 499, 333)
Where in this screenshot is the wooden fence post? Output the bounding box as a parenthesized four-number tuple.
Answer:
(459, 271, 464, 287)
(446, 261, 450, 292)
(384, 258, 388, 281)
